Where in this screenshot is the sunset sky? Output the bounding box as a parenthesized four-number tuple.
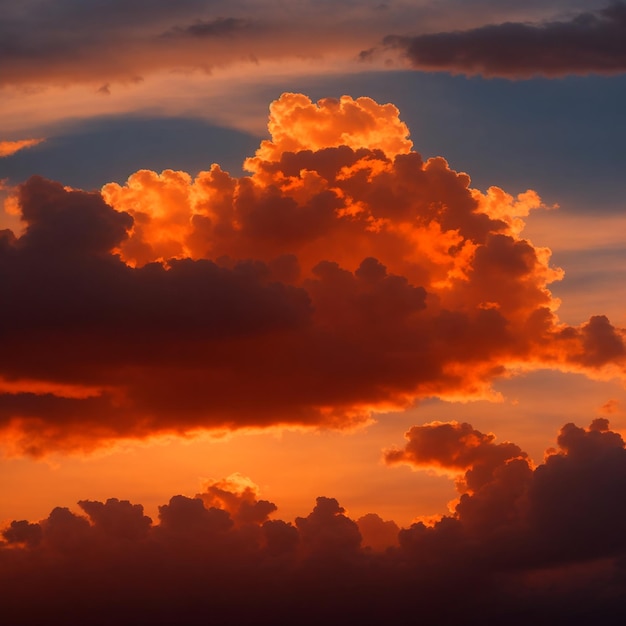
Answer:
(2, 1, 626, 623)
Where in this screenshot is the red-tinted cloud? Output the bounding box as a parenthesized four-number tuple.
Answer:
(384, 420, 528, 492)
(356, 512, 400, 551)
(3, 420, 626, 624)
(0, 1, 557, 90)
(389, 418, 626, 568)
(1, 93, 625, 454)
(380, 2, 626, 78)
(195, 473, 277, 526)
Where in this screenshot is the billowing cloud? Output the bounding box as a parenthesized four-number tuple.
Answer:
(384, 421, 528, 492)
(1, 93, 625, 454)
(0, 0, 384, 87)
(392, 418, 626, 568)
(3, 420, 626, 624)
(0, 138, 44, 158)
(381, 2, 626, 78)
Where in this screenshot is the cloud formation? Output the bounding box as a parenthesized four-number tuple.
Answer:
(381, 1, 626, 77)
(385, 420, 528, 493)
(3, 420, 626, 624)
(0, 1, 594, 89)
(1, 93, 625, 454)
(0, 0, 380, 87)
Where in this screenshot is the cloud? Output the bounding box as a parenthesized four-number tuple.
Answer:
(388, 418, 626, 567)
(356, 512, 400, 551)
(3, 3, 614, 137)
(384, 420, 528, 492)
(3, 420, 626, 624)
(0, 0, 375, 87)
(1, 93, 625, 454)
(0, 1, 580, 89)
(0, 138, 44, 157)
(381, 1, 626, 78)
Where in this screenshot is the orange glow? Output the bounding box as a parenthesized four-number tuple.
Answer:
(0, 138, 44, 158)
(0, 377, 106, 399)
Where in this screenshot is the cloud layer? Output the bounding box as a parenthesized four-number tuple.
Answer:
(3, 419, 626, 624)
(1, 93, 625, 454)
(0, 138, 44, 158)
(1, 1, 620, 90)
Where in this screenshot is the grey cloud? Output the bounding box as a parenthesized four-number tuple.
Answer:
(383, 1, 626, 77)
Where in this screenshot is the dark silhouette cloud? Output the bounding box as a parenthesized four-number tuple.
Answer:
(382, 2, 626, 77)
(385, 420, 528, 492)
(3, 420, 626, 624)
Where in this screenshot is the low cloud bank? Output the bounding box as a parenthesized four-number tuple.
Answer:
(3, 420, 626, 624)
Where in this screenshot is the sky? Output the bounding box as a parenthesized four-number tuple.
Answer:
(2, 1, 626, 623)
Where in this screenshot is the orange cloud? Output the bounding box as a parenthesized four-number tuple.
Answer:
(1, 93, 625, 454)
(0, 138, 44, 158)
(195, 473, 277, 526)
(250, 93, 413, 162)
(384, 421, 528, 493)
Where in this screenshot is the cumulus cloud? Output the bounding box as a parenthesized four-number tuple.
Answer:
(384, 420, 528, 492)
(3, 420, 626, 624)
(1, 93, 625, 454)
(0, 138, 44, 157)
(387, 418, 626, 567)
(381, 1, 626, 78)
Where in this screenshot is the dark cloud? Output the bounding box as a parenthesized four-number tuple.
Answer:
(383, 2, 626, 77)
(388, 418, 626, 570)
(384, 420, 528, 492)
(3, 420, 626, 624)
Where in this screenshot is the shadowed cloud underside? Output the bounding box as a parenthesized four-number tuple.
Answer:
(3, 420, 626, 624)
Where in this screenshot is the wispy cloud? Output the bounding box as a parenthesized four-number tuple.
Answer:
(3, 419, 626, 624)
(0, 1, 593, 88)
